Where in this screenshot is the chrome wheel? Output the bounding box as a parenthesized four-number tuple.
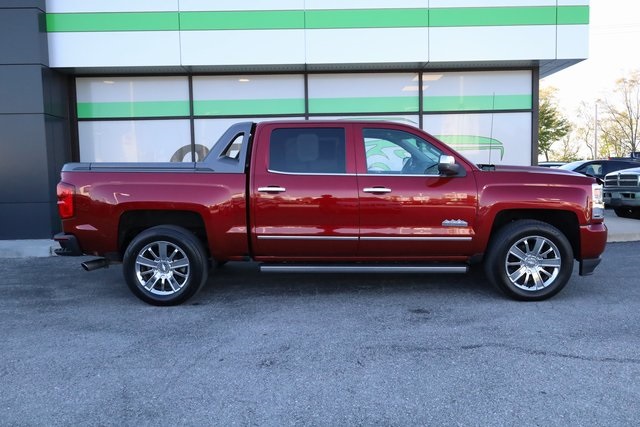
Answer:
(504, 235, 561, 291)
(134, 240, 191, 296)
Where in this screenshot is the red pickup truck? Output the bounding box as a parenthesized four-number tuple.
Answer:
(55, 121, 607, 305)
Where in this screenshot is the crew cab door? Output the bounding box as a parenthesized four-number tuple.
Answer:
(355, 124, 478, 258)
(250, 123, 359, 260)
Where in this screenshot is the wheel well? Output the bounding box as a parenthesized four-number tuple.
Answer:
(118, 210, 208, 257)
(490, 209, 580, 257)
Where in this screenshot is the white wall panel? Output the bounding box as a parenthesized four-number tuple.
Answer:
(306, 29, 428, 64)
(48, 32, 181, 67)
(305, 0, 427, 9)
(557, 0, 589, 5)
(180, 30, 305, 65)
(557, 25, 589, 59)
(429, 0, 555, 6)
(429, 26, 556, 62)
(46, 0, 179, 13)
(179, 0, 303, 11)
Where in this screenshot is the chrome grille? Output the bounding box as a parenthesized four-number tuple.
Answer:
(604, 174, 640, 187)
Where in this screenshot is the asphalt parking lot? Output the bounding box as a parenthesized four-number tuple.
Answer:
(1, 241, 639, 425)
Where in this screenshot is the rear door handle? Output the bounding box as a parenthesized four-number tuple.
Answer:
(258, 186, 286, 193)
(363, 187, 392, 194)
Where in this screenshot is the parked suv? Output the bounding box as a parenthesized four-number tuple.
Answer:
(604, 166, 640, 218)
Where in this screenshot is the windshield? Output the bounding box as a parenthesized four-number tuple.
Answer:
(558, 161, 587, 171)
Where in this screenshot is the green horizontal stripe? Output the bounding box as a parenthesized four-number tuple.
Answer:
(431, 7, 551, 27)
(306, 9, 428, 29)
(47, 6, 588, 32)
(424, 95, 531, 112)
(557, 5, 590, 25)
(193, 99, 305, 116)
(46, 12, 179, 32)
(309, 97, 418, 114)
(77, 101, 189, 118)
(77, 95, 528, 118)
(431, 6, 588, 27)
(436, 135, 504, 159)
(180, 10, 303, 31)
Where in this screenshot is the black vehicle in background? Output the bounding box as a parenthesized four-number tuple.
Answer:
(559, 159, 640, 182)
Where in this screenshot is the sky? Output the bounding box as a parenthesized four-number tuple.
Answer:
(541, 0, 640, 114)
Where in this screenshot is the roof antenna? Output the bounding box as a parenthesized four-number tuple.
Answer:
(488, 92, 495, 167)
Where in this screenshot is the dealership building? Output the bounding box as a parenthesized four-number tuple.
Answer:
(0, 0, 589, 240)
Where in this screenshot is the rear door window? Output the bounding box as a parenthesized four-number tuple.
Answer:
(269, 128, 346, 174)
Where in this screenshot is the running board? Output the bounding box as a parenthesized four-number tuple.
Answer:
(260, 264, 468, 274)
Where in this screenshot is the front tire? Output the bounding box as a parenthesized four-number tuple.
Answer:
(123, 225, 209, 306)
(484, 220, 574, 301)
(614, 207, 640, 219)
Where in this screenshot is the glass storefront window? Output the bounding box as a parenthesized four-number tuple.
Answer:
(78, 120, 191, 162)
(423, 112, 532, 165)
(308, 73, 419, 114)
(423, 71, 532, 112)
(192, 75, 305, 117)
(76, 77, 189, 119)
(73, 71, 534, 165)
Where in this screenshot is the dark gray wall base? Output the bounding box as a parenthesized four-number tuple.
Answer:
(0, 202, 57, 239)
(0, 4, 71, 240)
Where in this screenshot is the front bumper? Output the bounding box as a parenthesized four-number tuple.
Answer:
(604, 190, 640, 208)
(579, 257, 602, 276)
(53, 232, 83, 256)
(578, 222, 607, 276)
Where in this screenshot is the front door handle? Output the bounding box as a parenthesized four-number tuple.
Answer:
(363, 187, 392, 194)
(258, 186, 286, 193)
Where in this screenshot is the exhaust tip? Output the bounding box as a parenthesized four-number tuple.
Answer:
(81, 258, 109, 271)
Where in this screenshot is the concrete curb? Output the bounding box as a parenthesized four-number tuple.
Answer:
(0, 239, 58, 258)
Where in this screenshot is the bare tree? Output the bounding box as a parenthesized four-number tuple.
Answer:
(574, 101, 597, 158)
(599, 117, 628, 158)
(551, 134, 580, 162)
(601, 71, 640, 157)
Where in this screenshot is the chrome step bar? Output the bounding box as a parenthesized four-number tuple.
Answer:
(260, 264, 468, 274)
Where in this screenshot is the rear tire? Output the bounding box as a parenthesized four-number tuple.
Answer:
(484, 220, 573, 301)
(123, 225, 209, 306)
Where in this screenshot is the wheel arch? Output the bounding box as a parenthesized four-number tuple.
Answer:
(488, 209, 580, 259)
(118, 210, 208, 259)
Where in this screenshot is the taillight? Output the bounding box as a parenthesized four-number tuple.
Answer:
(57, 182, 75, 219)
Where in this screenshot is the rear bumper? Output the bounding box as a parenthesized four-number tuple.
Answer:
(53, 232, 82, 256)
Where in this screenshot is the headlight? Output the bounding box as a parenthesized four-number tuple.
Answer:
(592, 183, 605, 220)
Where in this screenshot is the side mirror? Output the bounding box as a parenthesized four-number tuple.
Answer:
(438, 155, 464, 176)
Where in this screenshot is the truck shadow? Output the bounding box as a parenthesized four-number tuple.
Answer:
(196, 262, 498, 302)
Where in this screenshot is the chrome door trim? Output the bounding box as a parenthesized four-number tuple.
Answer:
(360, 236, 472, 242)
(257, 235, 358, 241)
